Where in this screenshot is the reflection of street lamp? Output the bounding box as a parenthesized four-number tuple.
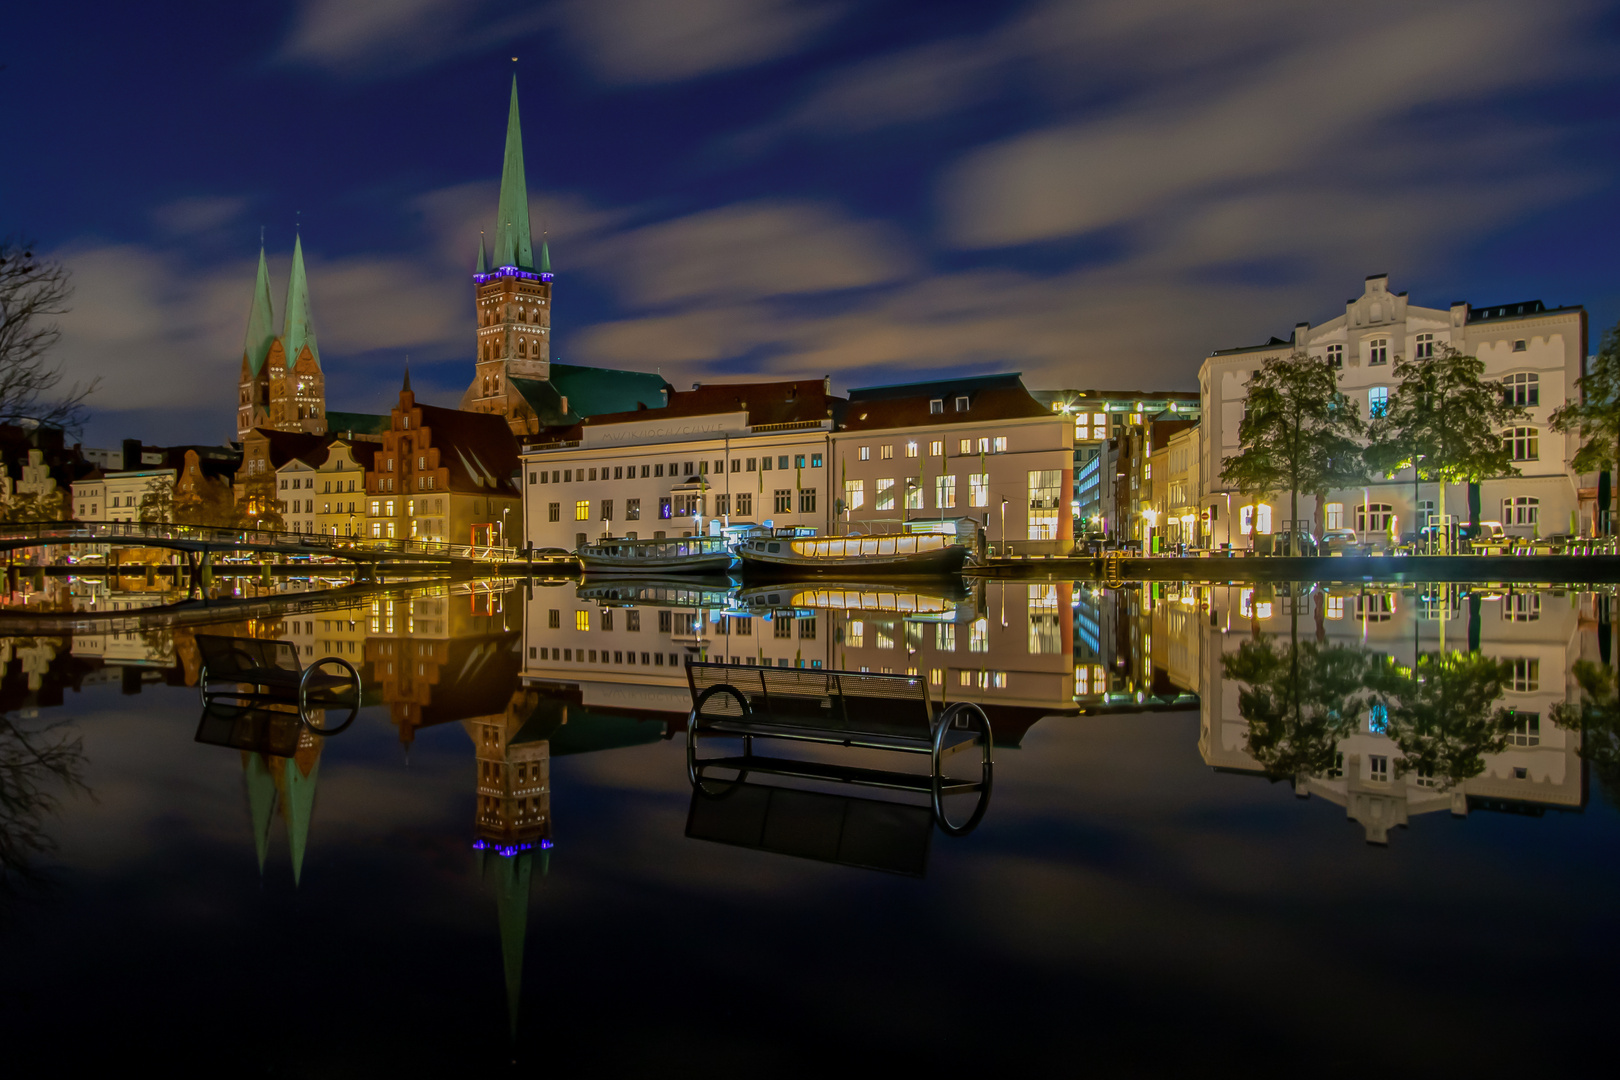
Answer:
(501, 507, 509, 551)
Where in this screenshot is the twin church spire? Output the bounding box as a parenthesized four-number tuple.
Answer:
(235, 233, 327, 441)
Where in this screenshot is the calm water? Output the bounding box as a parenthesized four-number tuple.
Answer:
(1, 576, 1617, 1074)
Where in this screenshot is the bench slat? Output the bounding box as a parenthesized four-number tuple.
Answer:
(701, 719, 934, 753)
(695, 755, 984, 796)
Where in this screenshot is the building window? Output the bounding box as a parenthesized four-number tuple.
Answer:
(1511, 658, 1539, 693)
(958, 439, 972, 454)
(1503, 427, 1539, 461)
(955, 395, 969, 412)
(775, 489, 792, 513)
(1327, 344, 1344, 369)
(575, 500, 590, 521)
(715, 494, 730, 517)
(1368, 755, 1389, 782)
(929, 399, 943, 414)
(1504, 593, 1541, 622)
(875, 478, 895, 511)
(1502, 496, 1539, 526)
(1368, 338, 1389, 365)
(626, 498, 641, 521)
(880, 444, 893, 460)
(1504, 372, 1539, 406)
(548, 502, 560, 522)
(1028, 470, 1061, 540)
(926, 440, 942, 458)
(1414, 332, 1435, 359)
(799, 488, 817, 513)
(1325, 503, 1344, 529)
(970, 473, 989, 508)
(574, 610, 590, 631)
(858, 446, 870, 461)
(1240, 504, 1274, 535)
(1369, 386, 1389, 417)
(905, 441, 918, 458)
(935, 475, 957, 509)
(844, 479, 864, 510)
(660, 498, 672, 519)
(1513, 339, 1527, 352)
(992, 436, 1008, 453)
(737, 493, 751, 515)
(1506, 711, 1541, 746)
(1355, 502, 1394, 532)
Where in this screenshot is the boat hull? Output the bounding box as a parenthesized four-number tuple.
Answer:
(738, 544, 968, 576)
(578, 552, 736, 575)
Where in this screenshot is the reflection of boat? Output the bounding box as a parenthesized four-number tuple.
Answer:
(578, 535, 734, 574)
(576, 574, 737, 608)
(737, 533, 969, 575)
(686, 778, 935, 877)
(735, 578, 971, 616)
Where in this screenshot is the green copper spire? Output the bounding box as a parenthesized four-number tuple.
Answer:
(478, 847, 536, 1039)
(492, 75, 534, 271)
(538, 235, 550, 274)
(282, 233, 321, 370)
(243, 752, 277, 876)
(243, 246, 276, 376)
(476, 232, 487, 275)
(281, 755, 321, 887)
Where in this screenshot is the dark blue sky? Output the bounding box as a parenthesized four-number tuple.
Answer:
(8, 0, 1619, 447)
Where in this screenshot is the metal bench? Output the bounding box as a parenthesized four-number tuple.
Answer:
(685, 661, 993, 834)
(195, 633, 361, 734)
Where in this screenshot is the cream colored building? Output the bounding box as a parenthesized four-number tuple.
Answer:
(314, 438, 373, 539)
(1168, 582, 1584, 843)
(276, 454, 321, 535)
(1199, 274, 1587, 545)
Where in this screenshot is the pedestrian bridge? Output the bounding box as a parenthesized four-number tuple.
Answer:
(0, 520, 519, 574)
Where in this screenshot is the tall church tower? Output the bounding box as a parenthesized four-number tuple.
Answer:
(234, 236, 328, 442)
(462, 75, 554, 432)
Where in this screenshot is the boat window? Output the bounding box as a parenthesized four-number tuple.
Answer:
(677, 543, 688, 555)
(879, 538, 894, 555)
(863, 539, 878, 556)
(768, 543, 781, 553)
(900, 536, 915, 553)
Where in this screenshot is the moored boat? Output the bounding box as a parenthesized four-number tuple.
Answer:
(577, 535, 735, 574)
(736, 533, 969, 575)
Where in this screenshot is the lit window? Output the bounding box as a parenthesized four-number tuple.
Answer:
(574, 611, 590, 631)
(905, 442, 918, 458)
(880, 445, 893, 460)
(1369, 386, 1389, 417)
(958, 439, 972, 454)
(1325, 503, 1344, 529)
(992, 437, 1008, 453)
(858, 446, 870, 461)
(929, 440, 943, 457)
(575, 500, 590, 521)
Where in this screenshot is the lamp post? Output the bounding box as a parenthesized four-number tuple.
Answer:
(1000, 498, 1008, 557)
(501, 507, 509, 553)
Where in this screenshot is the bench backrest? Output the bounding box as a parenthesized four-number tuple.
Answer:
(195, 634, 302, 678)
(688, 662, 934, 739)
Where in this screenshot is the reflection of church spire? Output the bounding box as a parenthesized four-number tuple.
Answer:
(243, 751, 277, 876)
(277, 752, 321, 886)
(477, 846, 547, 1039)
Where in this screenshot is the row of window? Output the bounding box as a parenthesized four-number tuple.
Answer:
(527, 439, 1016, 487)
(1365, 373, 1542, 418)
(549, 489, 817, 521)
(546, 608, 815, 637)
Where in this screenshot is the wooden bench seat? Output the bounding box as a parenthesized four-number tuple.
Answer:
(684, 661, 993, 834)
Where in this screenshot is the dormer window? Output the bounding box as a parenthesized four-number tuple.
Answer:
(929, 399, 943, 414)
(955, 395, 969, 412)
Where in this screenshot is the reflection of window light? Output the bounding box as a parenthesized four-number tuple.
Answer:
(1326, 596, 1345, 620)
(1368, 702, 1389, 734)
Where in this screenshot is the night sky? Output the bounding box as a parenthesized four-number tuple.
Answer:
(8, 0, 1620, 448)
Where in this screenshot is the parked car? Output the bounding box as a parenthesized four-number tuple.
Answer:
(1273, 528, 1318, 556)
(1463, 520, 1509, 554)
(1320, 527, 1360, 556)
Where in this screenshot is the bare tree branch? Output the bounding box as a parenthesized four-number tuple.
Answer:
(0, 236, 97, 434)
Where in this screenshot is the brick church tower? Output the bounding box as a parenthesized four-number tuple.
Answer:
(461, 75, 555, 434)
(236, 235, 328, 441)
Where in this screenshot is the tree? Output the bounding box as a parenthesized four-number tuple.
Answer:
(138, 476, 174, 525)
(1366, 345, 1524, 552)
(0, 709, 88, 895)
(0, 237, 96, 432)
(1550, 659, 1620, 806)
(1222, 636, 1370, 780)
(235, 474, 284, 531)
(1550, 318, 1620, 534)
(1364, 651, 1514, 789)
(1221, 352, 1363, 550)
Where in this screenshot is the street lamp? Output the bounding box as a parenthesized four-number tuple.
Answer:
(1000, 498, 1008, 557)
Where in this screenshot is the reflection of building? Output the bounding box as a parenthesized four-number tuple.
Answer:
(1173, 583, 1586, 843)
(242, 730, 324, 883)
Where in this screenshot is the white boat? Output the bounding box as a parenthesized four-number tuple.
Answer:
(737, 533, 970, 575)
(578, 536, 735, 575)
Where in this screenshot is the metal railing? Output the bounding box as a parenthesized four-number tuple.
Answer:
(0, 520, 520, 561)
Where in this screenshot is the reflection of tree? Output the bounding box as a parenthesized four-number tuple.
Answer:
(1365, 652, 1513, 788)
(0, 713, 88, 894)
(1551, 660, 1620, 802)
(1222, 638, 1368, 779)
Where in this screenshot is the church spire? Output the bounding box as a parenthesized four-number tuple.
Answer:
(476, 232, 488, 275)
(538, 233, 550, 275)
(243, 244, 276, 375)
(282, 233, 321, 370)
(492, 75, 534, 271)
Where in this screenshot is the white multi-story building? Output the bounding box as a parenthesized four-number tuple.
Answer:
(100, 468, 178, 523)
(1199, 274, 1588, 545)
(276, 452, 322, 535)
(520, 378, 840, 551)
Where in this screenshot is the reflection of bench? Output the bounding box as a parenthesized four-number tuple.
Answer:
(195, 634, 361, 734)
(685, 662, 992, 834)
(687, 779, 934, 876)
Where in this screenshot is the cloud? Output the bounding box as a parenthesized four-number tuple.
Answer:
(149, 196, 249, 239)
(277, 0, 838, 84)
(572, 200, 915, 307)
(560, 0, 842, 85)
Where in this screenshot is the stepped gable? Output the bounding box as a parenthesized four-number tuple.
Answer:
(840, 373, 1048, 431)
(415, 403, 522, 496)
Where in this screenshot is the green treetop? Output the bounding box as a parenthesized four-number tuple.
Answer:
(1366, 345, 1524, 552)
(1550, 318, 1620, 533)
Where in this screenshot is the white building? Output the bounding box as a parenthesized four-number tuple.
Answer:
(520, 378, 840, 551)
(1199, 274, 1587, 545)
(99, 468, 177, 524)
(277, 452, 322, 535)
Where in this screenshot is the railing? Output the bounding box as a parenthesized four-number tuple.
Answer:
(749, 420, 828, 434)
(0, 520, 521, 561)
(521, 439, 583, 453)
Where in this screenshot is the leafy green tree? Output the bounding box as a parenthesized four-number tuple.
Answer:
(1366, 345, 1525, 552)
(137, 476, 174, 525)
(1550, 319, 1620, 533)
(1364, 651, 1513, 788)
(1221, 352, 1363, 549)
(1222, 635, 1370, 779)
(1550, 659, 1620, 805)
(234, 474, 284, 531)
